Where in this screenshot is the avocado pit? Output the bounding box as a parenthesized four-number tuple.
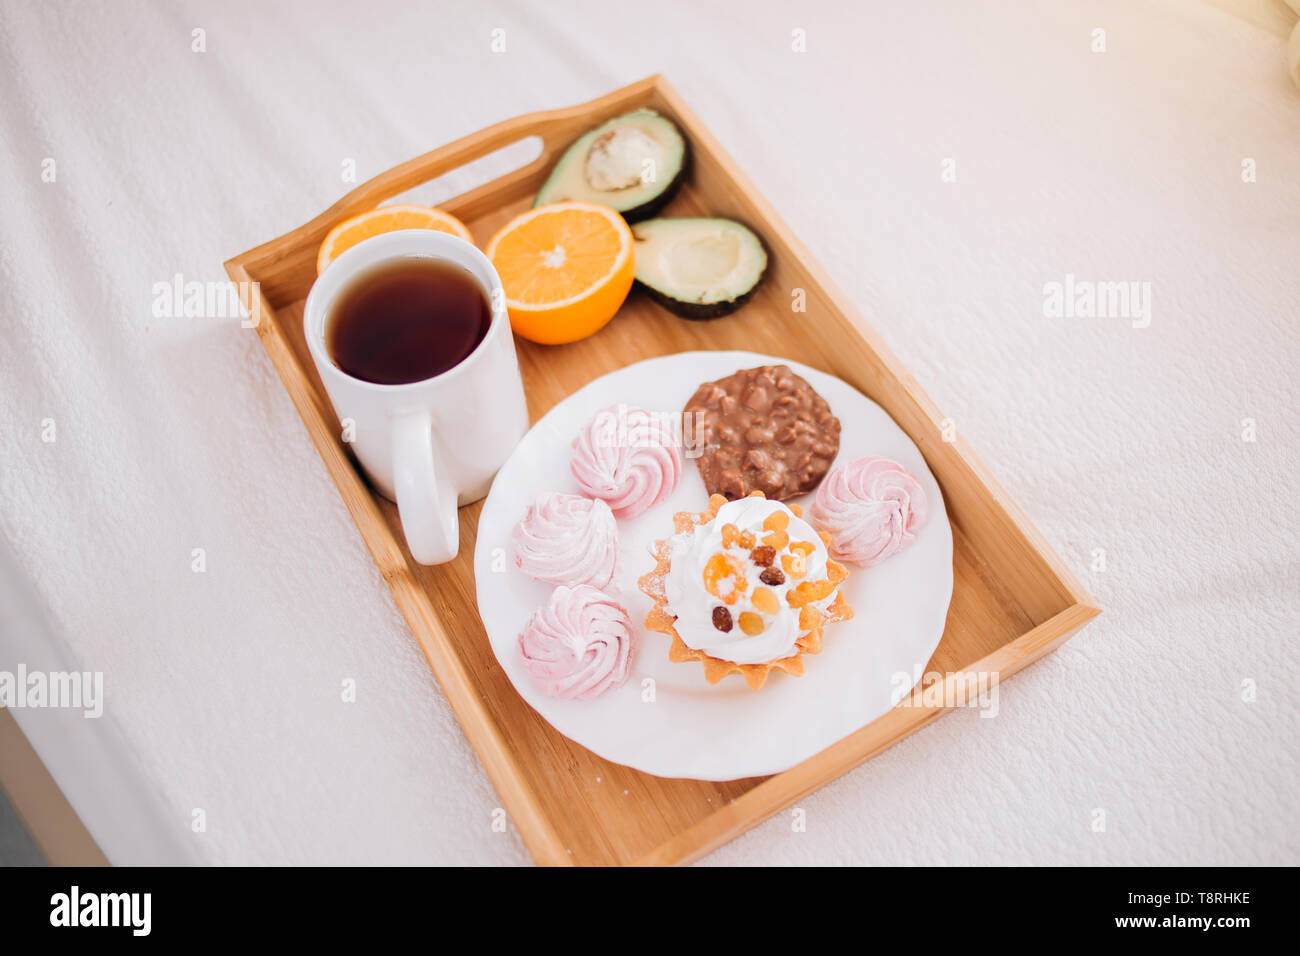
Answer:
(585, 127, 661, 191)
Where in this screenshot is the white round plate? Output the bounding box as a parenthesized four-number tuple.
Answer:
(474, 351, 952, 780)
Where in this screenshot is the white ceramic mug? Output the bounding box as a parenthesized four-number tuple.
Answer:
(304, 229, 529, 565)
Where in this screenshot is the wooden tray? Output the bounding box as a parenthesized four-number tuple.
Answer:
(226, 75, 1099, 866)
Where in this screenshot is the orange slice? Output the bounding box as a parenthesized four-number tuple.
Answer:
(316, 205, 473, 274)
(485, 201, 634, 344)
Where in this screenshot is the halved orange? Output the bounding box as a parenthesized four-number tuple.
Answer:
(486, 201, 634, 345)
(316, 204, 474, 274)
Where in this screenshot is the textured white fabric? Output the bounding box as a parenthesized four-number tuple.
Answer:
(1, 0, 1296, 866)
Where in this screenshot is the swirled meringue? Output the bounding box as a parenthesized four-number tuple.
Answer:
(517, 585, 634, 700)
(513, 493, 618, 588)
(810, 457, 928, 567)
(570, 404, 681, 519)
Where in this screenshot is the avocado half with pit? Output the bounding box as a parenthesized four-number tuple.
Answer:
(631, 217, 768, 319)
(534, 109, 687, 222)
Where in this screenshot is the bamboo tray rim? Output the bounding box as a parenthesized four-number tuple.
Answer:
(225, 75, 1099, 866)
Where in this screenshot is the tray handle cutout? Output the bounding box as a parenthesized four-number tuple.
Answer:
(322, 95, 651, 227)
(381, 136, 544, 211)
(230, 78, 664, 307)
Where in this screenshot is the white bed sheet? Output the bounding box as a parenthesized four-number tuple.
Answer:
(0, 0, 1296, 865)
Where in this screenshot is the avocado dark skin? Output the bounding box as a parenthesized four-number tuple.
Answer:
(635, 270, 764, 320)
(634, 225, 767, 319)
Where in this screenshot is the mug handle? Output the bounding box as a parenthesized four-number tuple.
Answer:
(391, 408, 459, 565)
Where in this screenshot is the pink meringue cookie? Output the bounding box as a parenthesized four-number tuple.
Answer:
(516, 585, 635, 700)
(810, 457, 928, 567)
(570, 404, 681, 519)
(512, 493, 618, 589)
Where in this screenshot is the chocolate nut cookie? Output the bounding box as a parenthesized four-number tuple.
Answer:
(684, 364, 841, 501)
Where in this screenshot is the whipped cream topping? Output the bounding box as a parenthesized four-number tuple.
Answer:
(516, 585, 634, 700)
(810, 457, 928, 567)
(513, 492, 618, 589)
(664, 497, 832, 665)
(570, 404, 681, 519)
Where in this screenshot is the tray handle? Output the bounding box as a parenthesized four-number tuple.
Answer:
(227, 76, 664, 304)
(307, 77, 663, 242)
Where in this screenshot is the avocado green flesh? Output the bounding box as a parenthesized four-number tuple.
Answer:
(631, 218, 767, 318)
(534, 109, 686, 220)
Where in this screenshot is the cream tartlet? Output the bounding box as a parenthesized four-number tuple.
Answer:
(639, 492, 852, 689)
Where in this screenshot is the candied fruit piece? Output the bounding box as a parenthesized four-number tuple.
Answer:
(781, 552, 807, 578)
(738, 612, 765, 636)
(759, 566, 786, 586)
(703, 552, 748, 604)
(712, 606, 733, 632)
(750, 544, 776, 566)
(787, 579, 836, 607)
(762, 510, 790, 533)
(727, 526, 755, 549)
(720, 523, 754, 549)
(762, 529, 789, 550)
(751, 587, 780, 614)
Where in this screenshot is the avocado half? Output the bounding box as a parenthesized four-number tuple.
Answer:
(534, 109, 687, 222)
(631, 217, 768, 320)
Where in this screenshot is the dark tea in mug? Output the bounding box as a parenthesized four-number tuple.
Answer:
(326, 258, 491, 385)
